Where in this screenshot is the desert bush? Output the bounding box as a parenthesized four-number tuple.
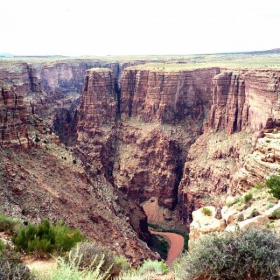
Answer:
(270, 210, 280, 219)
(36, 253, 110, 280)
(138, 259, 168, 275)
(0, 239, 5, 252)
(266, 175, 280, 199)
(0, 213, 21, 234)
(117, 259, 168, 280)
(249, 209, 260, 218)
(0, 244, 32, 280)
(201, 207, 212, 216)
(68, 242, 129, 279)
(244, 192, 253, 203)
(12, 220, 84, 257)
(236, 213, 244, 222)
(267, 202, 275, 209)
(173, 228, 280, 280)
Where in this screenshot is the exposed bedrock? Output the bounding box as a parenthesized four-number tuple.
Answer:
(120, 68, 220, 123)
(75, 68, 118, 178)
(206, 70, 280, 134)
(0, 81, 29, 148)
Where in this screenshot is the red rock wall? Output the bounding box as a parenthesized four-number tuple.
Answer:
(120, 68, 220, 123)
(207, 69, 280, 134)
(76, 68, 118, 177)
(0, 82, 29, 148)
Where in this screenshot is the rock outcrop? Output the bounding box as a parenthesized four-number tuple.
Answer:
(75, 68, 118, 178)
(207, 70, 280, 134)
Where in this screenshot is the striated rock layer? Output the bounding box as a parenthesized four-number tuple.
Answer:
(0, 81, 29, 148)
(75, 68, 118, 178)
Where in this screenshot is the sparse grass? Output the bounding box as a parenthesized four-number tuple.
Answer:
(67, 242, 129, 279)
(0, 213, 21, 234)
(117, 260, 168, 280)
(35, 252, 111, 280)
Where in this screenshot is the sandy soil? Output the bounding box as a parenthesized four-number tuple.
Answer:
(23, 257, 56, 274)
(150, 230, 184, 265)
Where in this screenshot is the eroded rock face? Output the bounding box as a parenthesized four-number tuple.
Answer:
(207, 70, 280, 134)
(120, 68, 220, 123)
(75, 68, 118, 178)
(113, 126, 182, 210)
(0, 82, 29, 148)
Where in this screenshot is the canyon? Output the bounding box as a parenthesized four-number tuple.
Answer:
(0, 56, 280, 262)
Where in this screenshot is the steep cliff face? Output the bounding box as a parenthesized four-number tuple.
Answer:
(207, 70, 280, 134)
(0, 81, 29, 148)
(75, 68, 118, 178)
(120, 68, 220, 123)
(113, 125, 182, 210)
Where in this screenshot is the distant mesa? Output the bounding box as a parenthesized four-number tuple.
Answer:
(248, 48, 280, 55)
(0, 52, 14, 57)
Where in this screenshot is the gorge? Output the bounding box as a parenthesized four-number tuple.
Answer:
(1, 56, 280, 263)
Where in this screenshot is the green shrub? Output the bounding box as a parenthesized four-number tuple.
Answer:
(267, 202, 275, 209)
(244, 193, 253, 203)
(201, 207, 212, 216)
(68, 242, 129, 279)
(236, 213, 244, 222)
(0, 245, 32, 280)
(35, 135, 40, 143)
(138, 259, 168, 275)
(266, 175, 280, 199)
(249, 209, 260, 218)
(270, 210, 280, 219)
(174, 228, 280, 280)
(0, 239, 5, 252)
(12, 220, 84, 257)
(0, 213, 21, 234)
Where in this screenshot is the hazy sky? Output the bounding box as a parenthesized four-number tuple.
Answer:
(1, 0, 280, 56)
